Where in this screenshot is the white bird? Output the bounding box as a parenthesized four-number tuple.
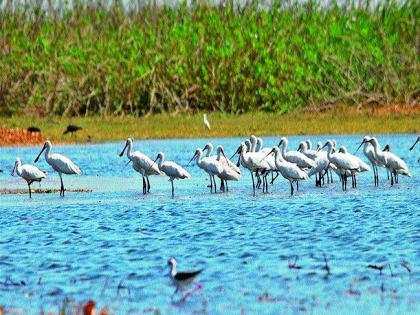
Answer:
(297, 141, 318, 160)
(203, 114, 211, 130)
(338, 146, 371, 172)
(300, 142, 329, 187)
(232, 142, 270, 196)
(321, 140, 360, 191)
(262, 147, 309, 196)
(278, 137, 316, 169)
(248, 136, 276, 192)
(168, 257, 203, 294)
(119, 138, 161, 194)
(150, 152, 190, 197)
(359, 136, 410, 186)
(34, 140, 81, 197)
(189, 148, 224, 193)
(11, 157, 46, 198)
(356, 140, 382, 186)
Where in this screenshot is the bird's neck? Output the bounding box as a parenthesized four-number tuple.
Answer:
(206, 148, 212, 157)
(44, 146, 51, 160)
(171, 263, 177, 276)
(327, 145, 334, 160)
(126, 143, 133, 159)
(16, 163, 23, 176)
(157, 156, 164, 169)
(371, 141, 383, 159)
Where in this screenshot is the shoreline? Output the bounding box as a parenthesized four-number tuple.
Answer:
(1, 106, 419, 147)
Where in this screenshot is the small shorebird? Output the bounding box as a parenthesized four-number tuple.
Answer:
(11, 157, 46, 198)
(203, 114, 211, 130)
(168, 257, 203, 294)
(34, 140, 81, 196)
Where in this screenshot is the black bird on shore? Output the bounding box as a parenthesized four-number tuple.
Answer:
(27, 126, 41, 133)
(63, 125, 82, 135)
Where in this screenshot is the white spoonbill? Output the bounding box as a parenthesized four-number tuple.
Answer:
(214, 145, 241, 192)
(358, 136, 410, 186)
(11, 157, 46, 198)
(203, 143, 240, 192)
(119, 138, 161, 194)
(150, 152, 191, 197)
(34, 140, 81, 196)
(189, 148, 224, 193)
(297, 141, 318, 160)
(278, 137, 316, 169)
(321, 140, 360, 191)
(262, 147, 309, 196)
(338, 146, 370, 188)
(232, 142, 270, 196)
(356, 140, 382, 186)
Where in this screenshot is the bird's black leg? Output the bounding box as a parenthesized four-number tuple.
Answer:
(296, 180, 299, 192)
(326, 170, 329, 184)
(142, 177, 146, 194)
(390, 170, 394, 186)
(171, 180, 174, 198)
(290, 181, 294, 196)
(209, 175, 213, 193)
(220, 179, 225, 192)
(146, 177, 151, 193)
(226, 180, 229, 192)
(270, 171, 279, 184)
(28, 183, 32, 198)
(250, 171, 256, 196)
(265, 174, 269, 192)
(256, 171, 261, 189)
(330, 169, 334, 183)
(59, 174, 64, 197)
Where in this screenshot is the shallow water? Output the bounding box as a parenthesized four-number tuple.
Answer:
(0, 135, 419, 314)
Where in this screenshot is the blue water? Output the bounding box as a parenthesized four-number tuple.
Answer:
(0, 135, 419, 314)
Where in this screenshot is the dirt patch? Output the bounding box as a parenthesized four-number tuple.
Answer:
(0, 128, 47, 146)
(0, 188, 93, 195)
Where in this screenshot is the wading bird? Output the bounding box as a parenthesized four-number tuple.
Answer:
(262, 147, 309, 196)
(232, 142, 270, 196)
(203, 114, 211, 130)
(322, 140, 360, 191)
(203, 143, 241, 192)
(278, 137, 316, 169)
(189, 148, 224, 193)
(356, 139, 382, 186)
(11, 157, 46, 198)
(119, 138, 161, 194)
(34, 140, 81, 196)
(168, 257, 203, 300)
(63, 124, 82, 136)
(358, 136, 410, 186)
(150, 152, 191, 197)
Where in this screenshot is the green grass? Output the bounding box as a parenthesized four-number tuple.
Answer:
(0, 0, 418, 117)
(1, 108, 419, 145)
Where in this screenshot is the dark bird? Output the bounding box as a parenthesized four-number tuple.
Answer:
(63, 124, 82, 135)
(168, 257, 203, 293)
(27, 126, 41, 133)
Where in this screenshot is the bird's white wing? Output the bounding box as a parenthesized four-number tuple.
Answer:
(49, 153, 81, 175)
(21, 164, 47, 180)
(162, 161, 191, 179)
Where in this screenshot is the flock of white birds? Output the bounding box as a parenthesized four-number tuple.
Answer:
(5, 135, 419, 198)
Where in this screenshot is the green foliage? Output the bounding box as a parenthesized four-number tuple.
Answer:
(0, 0, 418, 116)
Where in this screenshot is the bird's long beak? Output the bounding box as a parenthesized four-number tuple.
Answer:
(260, 149, 275, 162)
(10, 163, 16, 176)
(119, 143, 128, 157)
(297, 144, 302, 152)
(34, 144, 46, 163)
(278, 139, 283, 147)
(321, 142, 329, 150)
(355, 140, 366, 153)
(220, 149, 229, 164)
(125, 160, 132, 167)
(147, 157, 159, 173)
(230, 147, 240, 160)
(409, 138, 419, 151)
(188, 152, 197, 166)
(202, 145, 208, 151)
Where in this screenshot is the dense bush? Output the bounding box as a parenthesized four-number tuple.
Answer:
(0, 0, 418, 116)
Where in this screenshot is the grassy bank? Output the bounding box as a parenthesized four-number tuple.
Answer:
(0, 1, 418, 117)
(1, 106, 419, 146)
